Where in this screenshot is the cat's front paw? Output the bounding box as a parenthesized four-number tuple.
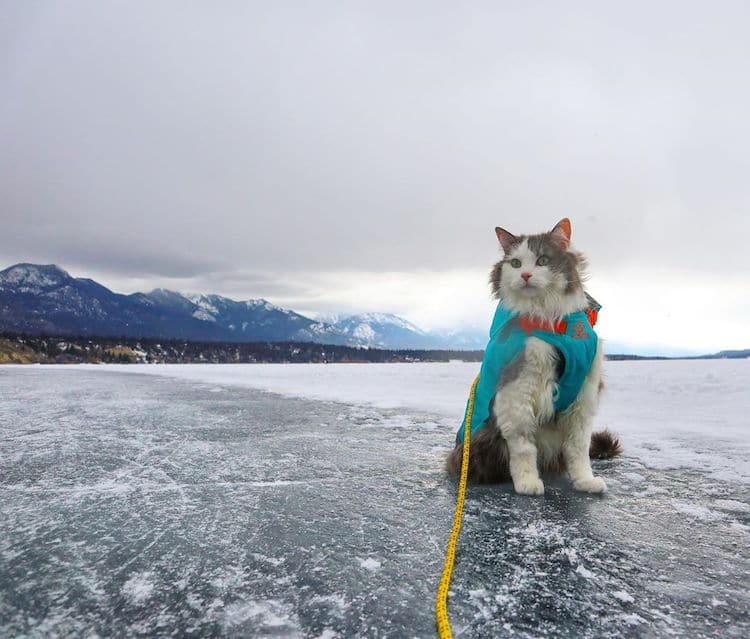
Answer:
(513, 476, 545, 496)
(573, 476, 607, 493)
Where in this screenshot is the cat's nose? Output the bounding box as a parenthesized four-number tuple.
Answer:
(521, 272, 532, 282)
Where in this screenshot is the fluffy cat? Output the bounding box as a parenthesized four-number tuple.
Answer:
(445, 218, 622, 495)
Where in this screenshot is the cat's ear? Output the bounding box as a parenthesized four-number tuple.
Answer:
(495, 227, 518, 253)
(550, 218, 572, 251)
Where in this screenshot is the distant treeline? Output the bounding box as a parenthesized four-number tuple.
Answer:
(1, 332, 745, 365)
(606, 351, 750, 361)
(0, 332, 484, 364)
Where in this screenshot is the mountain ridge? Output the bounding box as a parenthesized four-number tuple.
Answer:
(0, 263, 484, 349)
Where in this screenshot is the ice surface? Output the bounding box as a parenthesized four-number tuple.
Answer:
(68, 358, 750, 484)
(1, 362, 749, 637)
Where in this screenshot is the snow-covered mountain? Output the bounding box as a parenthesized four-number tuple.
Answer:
(0, 263, 480, 349)
(177, 293, 352, 343)
(318, 313, 427, 348)
(0, 263, 220, 339)
(318, 312, 477, 349)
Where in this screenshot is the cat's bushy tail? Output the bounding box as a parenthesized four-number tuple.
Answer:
(589, 429, 623, 459)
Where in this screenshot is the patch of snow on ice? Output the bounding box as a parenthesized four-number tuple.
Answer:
(251, 553, 285, 567)
(612, 590, 635, 603)
(620, 612, 648, 626)
(468, 588, 496, 621)
(309, 593, 347, 618)
(222, 599, 301, 635)
(713, 499, 750, 513)
(562, 547, 578, 564)
(622, 472, 646, 483)
(575, 564, 595, 579)
(711, 597, 728, 607)
(210, 566, 245, 591)
(357, 557, 381, 571)
(672, 502, 723, 521)
(122, 571, 155, 604)
(729, 521, 750, 534)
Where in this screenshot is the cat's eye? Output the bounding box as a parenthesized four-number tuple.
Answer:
(510, 258, 522, 268)
(536, 255, 550, 266)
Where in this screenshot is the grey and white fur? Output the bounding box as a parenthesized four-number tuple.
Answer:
(445, 219, 622, 495)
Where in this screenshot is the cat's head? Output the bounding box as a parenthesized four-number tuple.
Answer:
(489, 218, 588, 318)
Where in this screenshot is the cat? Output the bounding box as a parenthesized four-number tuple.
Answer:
(445, 218, 622, 495)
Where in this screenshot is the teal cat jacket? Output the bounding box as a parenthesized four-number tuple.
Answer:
(456, 302, 600, 444)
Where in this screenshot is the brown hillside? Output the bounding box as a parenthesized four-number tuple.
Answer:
(0, 338, 43, 364)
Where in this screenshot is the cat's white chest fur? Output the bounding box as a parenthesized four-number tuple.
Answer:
(493, 336, 606, 495)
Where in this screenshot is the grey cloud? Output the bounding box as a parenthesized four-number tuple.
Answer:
(0, 231, 226, 281)
(181, 271, 313, 299)
(2, 1, 749, 284)
(70, 246, 226, 280)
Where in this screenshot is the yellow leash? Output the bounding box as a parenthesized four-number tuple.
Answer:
(435, 374, 479, 639)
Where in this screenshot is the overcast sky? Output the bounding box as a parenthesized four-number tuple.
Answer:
(2, 1, 749, 354)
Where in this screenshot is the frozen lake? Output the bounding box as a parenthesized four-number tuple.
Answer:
(1, 361, 749, 637)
